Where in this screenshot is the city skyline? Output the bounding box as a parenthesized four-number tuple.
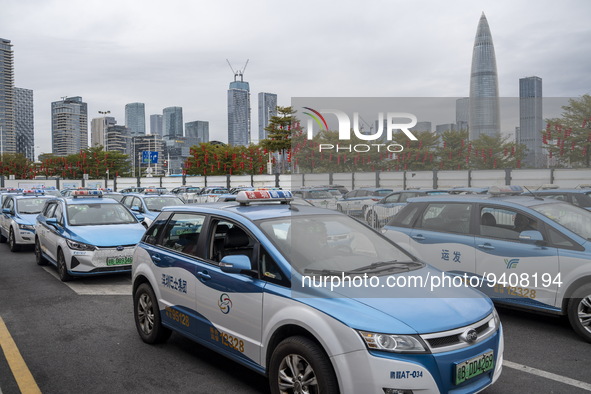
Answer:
(1, 0, 590, 159)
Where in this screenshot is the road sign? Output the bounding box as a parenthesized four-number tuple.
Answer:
(142, 151, 159, 164)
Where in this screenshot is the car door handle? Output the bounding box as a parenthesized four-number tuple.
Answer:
(151, 254, 161, 262)
(412, 234, 425, 241)
(478, 243, 495, 250)
(197, 270, 211, 280)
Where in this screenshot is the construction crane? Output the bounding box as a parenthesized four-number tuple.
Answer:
(226, 59, 249, 82)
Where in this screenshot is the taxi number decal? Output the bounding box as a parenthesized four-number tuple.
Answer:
(165, 307, 190, 327)
(209, 327, 244, 353)
(493, 284, 537, 299)
(390, 370, 423, 379)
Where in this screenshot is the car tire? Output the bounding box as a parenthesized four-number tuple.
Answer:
(568, 283, 591, 343)
(134, 283, 171, 344)
(269, 336, 338, 394)
(8, 228, 20, 252)
(57, 249, 73, 282)
(35, 237, 48, 266)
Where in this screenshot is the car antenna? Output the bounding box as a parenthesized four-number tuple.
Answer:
(523, 186, 544, 201)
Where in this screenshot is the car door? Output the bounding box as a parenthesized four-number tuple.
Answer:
(39, 201, 64, 262)
(0, 197, 14, 237)
(408, 202, 477, 274)
(474, 204, 559, 307)
(191, 217, 265, 367)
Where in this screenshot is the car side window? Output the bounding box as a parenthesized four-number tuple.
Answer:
(385, 194, 400, 203)
(208, 220, 255, 268)
(388, 204, 421, 227)
(158, 213, 205, 256)
(546, 227, 576, 249)
(260, 247, 289, 287)
(418, 203, 472, 234)
(44, 202, 57, 217)
(4, 198, 14, 213)
(54, 204, 64, 225)
(572, 193, 591, 207)
(479, 206, 541, 242)
(399, 193, 416, 203)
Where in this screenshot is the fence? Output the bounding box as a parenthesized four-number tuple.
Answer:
(2, 168, 590, 191)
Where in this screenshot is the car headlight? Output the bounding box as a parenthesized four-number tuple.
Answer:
(358, 331, 428, 353)
(492, 308, 501, 329)
(18, 224, 35, 230)
(66, 239, 96, 251)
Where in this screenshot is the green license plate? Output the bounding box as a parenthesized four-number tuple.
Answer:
(455, 350, 494, 385)
(107, 256, 133, 266)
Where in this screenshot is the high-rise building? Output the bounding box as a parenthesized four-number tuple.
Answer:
(150, 114, 163, 136)
(90, 116, 116, 148)
(0, 38, 15, 155)
(410, 121, 432, 133)
(51, 96, 88, 156)
(258, 92, 277, 142)
(105, 125, 130, 153)
(185, 121, 209, 144)
(228, 76, 250, 146)
(519, 76, 544, 168)
(456, 97, 469, 132)
(469, 13, 500, 140)
(14, 87, 34, 160)
(436, 123, 457, 135)
(162, 107, 183, 140)
(125, 102, 146, 136)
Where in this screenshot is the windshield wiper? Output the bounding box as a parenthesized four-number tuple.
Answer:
(303, 268, 347, 276)
(348, 260, 423, 274)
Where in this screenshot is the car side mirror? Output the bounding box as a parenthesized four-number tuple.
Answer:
(219, 255, 251, 273)
(131, 205, 142, 213)
(519, 230, 546, 245)
(2, 208, 10, 214)
(46, 217, 58, 226)
(136, 214, 145, 222)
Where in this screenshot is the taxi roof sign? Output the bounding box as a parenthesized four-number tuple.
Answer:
(235, 190, 293, 205)
(72, 190, 103, 198)
(22, 189, 45, 196)
(488, 185, 524, 195)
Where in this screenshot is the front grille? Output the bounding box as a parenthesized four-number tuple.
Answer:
(420, 312, 498, 353)
(427, 334, 460, 348)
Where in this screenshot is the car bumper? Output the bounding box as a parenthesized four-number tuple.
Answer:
(15, 227, 36, 244)
(66, 246, 136, 275)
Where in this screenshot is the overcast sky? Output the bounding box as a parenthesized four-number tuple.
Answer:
(2, 0, 591, 157)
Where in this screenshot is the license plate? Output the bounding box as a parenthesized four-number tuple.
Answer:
(455, 350, 494, 385)
(106, 256, 133, 266)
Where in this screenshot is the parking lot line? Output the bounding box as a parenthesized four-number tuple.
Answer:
(505, 360, 591, 391)
(0, 317, 41, 394)
(41, 267, 131, 295)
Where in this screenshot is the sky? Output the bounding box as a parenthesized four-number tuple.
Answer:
(2, 0, 591, 158)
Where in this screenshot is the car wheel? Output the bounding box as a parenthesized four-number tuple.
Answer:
(568, 283, 591, 343)
(269, 336, 338, 394)
(134, 283, 171, 344)
(57, 249, 73, 282)
(35, 237, 48, 266)
(8, 228, 20, 252)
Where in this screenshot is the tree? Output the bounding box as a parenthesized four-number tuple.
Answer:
(542, 94, 591, 167)
(34, 147, 131, 179)
(0, 153, 34, 178)
(260, 106, 300, 173)
(389, 130, 440, 171)
(437, 129, 470, 170)
(469, 134, 526, 170)
(184, 143, 267, 176)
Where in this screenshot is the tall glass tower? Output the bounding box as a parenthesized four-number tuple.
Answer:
(228, 76, 250, 146)
(51, 96, 88, 156)
(0, 38, 15, 155)
(469, 13, 500, 140)
(125, 102, 146, 136)
(162, 107, 183, 140)
(14, 87, 34, 160)
(258, 92, 277, 142)
(519, 76, 544, 168)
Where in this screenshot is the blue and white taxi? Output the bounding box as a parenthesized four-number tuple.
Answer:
(120, 189, 185, 227)
(35, 190, 146, 281)
(382, 185, 591, 343)
(132, 190, 503, 393)
(0, 190, 53, 252)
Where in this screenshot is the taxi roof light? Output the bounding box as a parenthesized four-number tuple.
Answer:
(576, 184, 591, 189)
(72, 190, 103, 198)
(22, 189, 45, 196)
(235, 190, 293, 205)
(488, 185, 524, 196)
(539, 184, 559, 190)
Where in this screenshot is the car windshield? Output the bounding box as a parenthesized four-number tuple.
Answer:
(17, 198, 47, 214)
(305, 190, 333, 199)
(67, 203, 138, 225)
(104, 194, 124, 202)
(374, 190, 393, 196)
(259, 214, 421, 276)
(531, 202, 591, 240)
(144, 197, 184, 211)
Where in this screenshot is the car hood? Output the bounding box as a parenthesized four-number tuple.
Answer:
(66, 224, 145, 247)
(16, 213, 40, 225)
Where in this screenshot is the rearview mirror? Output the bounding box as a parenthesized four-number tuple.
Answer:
(519, 230, 545, 245)
(219, 255, 251, 273)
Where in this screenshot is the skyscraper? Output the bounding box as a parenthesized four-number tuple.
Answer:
(0, 38, 15, 155)
(519, 76, 544, 168)
(90, 116, 116, 148)
(125, 102, 146, 136)
(150, 114, 163, 136)
(185, 121, 209, 143)
(14, 87, 34, 160)
(228, 75, 250, 146)
(51, 96, 88, 156)
(258, 92, 277, 142)
(162, 107, 183, 139)
(469, 13, 500, 140)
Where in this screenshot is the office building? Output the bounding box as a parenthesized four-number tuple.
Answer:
(150, 114, 163, 136)
(0, 38, 15, 155)
(228, 77, 250, 146)
(519, 76, 544, 167)
(410, 121, 432, 133)
(469, 13, 500, 140)
(258, 92, 277, 142)
(436, 123, 457, 135)
(185, 120, 209, 144)
(162, 107, 183, 140)
(51, 96, 88, 156)
(125, 102, 146, 136)
(90, 116, 116, 148)
(14, 87, 34, 160)
(105, 125, 129, 153)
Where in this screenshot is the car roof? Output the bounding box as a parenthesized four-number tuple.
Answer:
(529, 189, 591, 194)
(62, 196, 122, 205)
(163, 202, 342, 221)
(404, 194, 566, 208)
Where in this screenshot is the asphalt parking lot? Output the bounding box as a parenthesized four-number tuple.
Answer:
(0, 243, 589, 394)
